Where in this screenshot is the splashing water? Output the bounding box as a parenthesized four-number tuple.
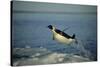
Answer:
(71, 39, 92, 59)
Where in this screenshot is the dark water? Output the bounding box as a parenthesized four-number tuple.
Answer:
(12, 12, 97, 61)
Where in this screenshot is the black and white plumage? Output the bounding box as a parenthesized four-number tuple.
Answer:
(47, 25, 77, 44)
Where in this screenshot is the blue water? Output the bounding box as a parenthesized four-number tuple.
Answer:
(12, 13, 97, 61)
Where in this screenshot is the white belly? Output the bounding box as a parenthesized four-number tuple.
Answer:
(54, 34, 74, 44)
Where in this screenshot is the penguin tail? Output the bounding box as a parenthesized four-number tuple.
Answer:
(72, 34, 75, 39)
(72, 34, 78, 44)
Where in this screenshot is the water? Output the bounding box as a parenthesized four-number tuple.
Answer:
(12, 12, 97, 65)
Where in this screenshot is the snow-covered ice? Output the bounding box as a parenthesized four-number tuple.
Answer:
(12, 48, 90, 66)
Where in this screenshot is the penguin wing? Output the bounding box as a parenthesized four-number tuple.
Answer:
(52, 33, 55, 40)
(55, 29, 71, 39)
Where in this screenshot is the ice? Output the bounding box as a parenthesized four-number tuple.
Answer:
(12, 48, 90, 66)
(58, 57, 64, 62)
(41, 52, 66, 64)
(35, 53, 41, 56)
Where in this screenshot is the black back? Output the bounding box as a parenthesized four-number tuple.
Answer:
(55, 29, 72, 39)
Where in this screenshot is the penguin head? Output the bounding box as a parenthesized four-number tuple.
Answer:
(47, 25, 53, 30)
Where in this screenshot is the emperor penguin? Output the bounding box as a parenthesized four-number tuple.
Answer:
(47, 25, 78, 45)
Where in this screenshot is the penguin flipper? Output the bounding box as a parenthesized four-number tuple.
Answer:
(52, 34, 55, 40)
